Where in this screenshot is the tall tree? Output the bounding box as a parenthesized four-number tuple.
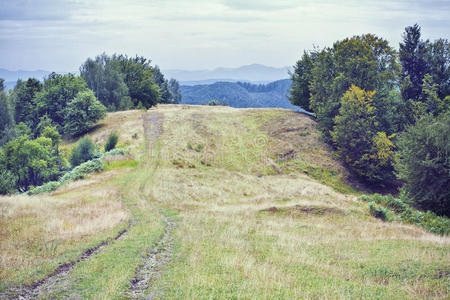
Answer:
(307, 34, 399, 141)
(289, 50, 317, 111)
(0, 79, 15, 144)
(11, 78, 42, 126)
(34, 73, 88, 132)
(331, 85, 395, 183)
(395, 111, 450, 216)
(399, 24, 428, 102)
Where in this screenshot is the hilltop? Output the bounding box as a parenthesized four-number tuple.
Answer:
(0, 105, 448, 299)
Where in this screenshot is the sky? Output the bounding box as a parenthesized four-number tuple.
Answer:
(0, 0, 449, 72)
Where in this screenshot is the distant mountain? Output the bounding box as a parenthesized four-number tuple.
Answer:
(180, 79, 307, 112)
(0, 68, 52, 90)
(0, 68, 51, 82)
(164, 64, 291, 83)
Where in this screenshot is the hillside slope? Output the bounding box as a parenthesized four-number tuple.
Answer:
(0, 105, 448, 299)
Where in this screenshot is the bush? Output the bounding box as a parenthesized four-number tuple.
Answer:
(395, 112, 450, 216)
(368, 202, 394, 221)
(28, 158, 105, 195)
(60, 158, 104, 183)
(361, 194, 450, 235)
(0, 169, 17, 194)
(69, 136, 95, 167)
(105, 132, 118, 152)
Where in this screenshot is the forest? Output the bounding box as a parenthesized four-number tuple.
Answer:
(289, 24, 449, 216)
(0, 54, 180, 194)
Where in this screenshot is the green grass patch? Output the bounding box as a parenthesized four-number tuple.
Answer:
(104, 159, 138, 171)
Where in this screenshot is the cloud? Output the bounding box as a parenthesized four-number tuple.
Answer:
(221, 0, 300, 10)
(0, 0, 80, 21)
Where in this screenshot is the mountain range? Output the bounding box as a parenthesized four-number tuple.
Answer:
(164, 64, 291, 85)
(180, 79, 306, 113)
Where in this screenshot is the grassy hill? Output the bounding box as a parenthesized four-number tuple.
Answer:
(180, 79, 306, 112)
(0, 105, 448, 299)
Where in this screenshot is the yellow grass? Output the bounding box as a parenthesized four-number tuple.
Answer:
(1, 105, 448, 299)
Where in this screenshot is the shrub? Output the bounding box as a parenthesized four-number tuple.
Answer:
(69, 136, 95, 167)
(102, 148, 126, 158)
(60, 158, 104, 183)
(361, 194, 450, 235)
(105, 132, 118, 152)
(207, 99, 220, 106)
(368, 202, 394, 221)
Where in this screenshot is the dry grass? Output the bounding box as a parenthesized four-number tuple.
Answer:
(148, 105, 449, 299)
(1, 105, 448, 299)
(0, 169, 130, 288)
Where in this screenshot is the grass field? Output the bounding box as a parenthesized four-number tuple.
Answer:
(0, 105, 448, 299)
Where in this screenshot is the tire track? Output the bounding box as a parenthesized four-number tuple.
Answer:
(126, 214, 175, 299)
(0, 221, 134, 300)
(124, 111, 176, 299)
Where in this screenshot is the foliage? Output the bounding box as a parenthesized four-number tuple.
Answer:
(207, 99, 220, 106)
(361, 194, 450, 235)
(368, 201, 394, 221)
(331, 86, 395, 182)
(153, 66, 182, 104)
(395, 112, 450, 216)
(102, 148, 126, 157)
(307, 34, 399, 141)
(10, 78, 42, 127)
(0, 167, 18, 194)
(0, 83, 15, 144)
(69, 136, 95, 167)
(399, 24, 429, 102)
(28, 158, 104, 195)
(80, 53, 132, 111)
(34, 73, 88, 132)
(81, 54, 181, 109)
(289, 50, 317, 111)
(0, 132, 64, 191)
(63, 90, 106, 136)
(104, 132, 118, 152)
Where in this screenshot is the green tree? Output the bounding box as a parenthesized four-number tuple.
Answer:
(424, 38, 450, 100)
(168, 79, 182, 104)
(80, 54, 132, 111)
(104, 132, 118, 152)
(1, 134, 64, 190)
(69, 136, 95, 167)
(289, 50, 317, 111)
(0, 80, 15, 144)
(307, 34, 399, 141)
(34, 73, 88, 132)
(63, 90, 106, 136)
(11, 78, 42, 126)
(399, 24, 428, 103)
(331, 86, 395, 182)
(116, 55, 161, 108)
(395, 112, 450, 216)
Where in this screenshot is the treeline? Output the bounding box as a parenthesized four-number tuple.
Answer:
(0, 54, 180, 194)
(290, 24, 449, 216)
(80, 53, 180, 111)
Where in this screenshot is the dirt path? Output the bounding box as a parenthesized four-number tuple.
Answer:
(125, 111, 176, 299)
(126, 214, 175, 299)
(0, 222, 134, 300)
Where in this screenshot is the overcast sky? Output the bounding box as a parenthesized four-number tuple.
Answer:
(0, 0, 448, 72)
